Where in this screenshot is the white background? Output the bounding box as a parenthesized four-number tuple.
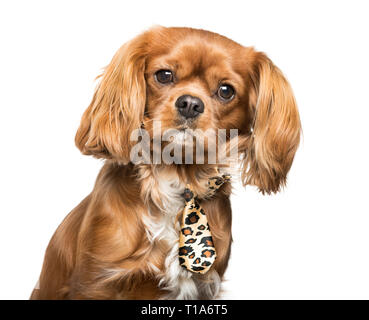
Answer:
(1, 0, 368, 300)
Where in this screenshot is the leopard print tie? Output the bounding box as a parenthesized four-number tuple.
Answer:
(178, 173, 231, 274)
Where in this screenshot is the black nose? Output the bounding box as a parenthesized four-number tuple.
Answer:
(175, 95, 204, 119)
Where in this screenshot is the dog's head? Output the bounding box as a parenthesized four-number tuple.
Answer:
(75, 26, 301, 193)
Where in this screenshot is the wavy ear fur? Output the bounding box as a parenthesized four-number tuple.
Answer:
(242, 52, 301, 194)
(75, 33, 147, 161)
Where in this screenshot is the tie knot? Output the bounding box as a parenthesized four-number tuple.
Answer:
(183, 188, 194, 202)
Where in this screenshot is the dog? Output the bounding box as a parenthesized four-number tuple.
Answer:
(30, 26, 301, 299)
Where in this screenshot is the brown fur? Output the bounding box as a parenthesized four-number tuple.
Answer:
(31, 26, 300, 299)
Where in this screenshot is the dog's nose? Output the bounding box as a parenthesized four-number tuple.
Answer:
(175, 95, 204, 119)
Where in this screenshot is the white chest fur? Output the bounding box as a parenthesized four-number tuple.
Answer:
(142, 170, 221, 299)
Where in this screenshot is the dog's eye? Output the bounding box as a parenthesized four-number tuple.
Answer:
(217, 84, 235, 101)
(155, 70, 174, 84)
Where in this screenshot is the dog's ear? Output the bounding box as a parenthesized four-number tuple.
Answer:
(241, 51, 301, 194)
(75, 33, 147, 161)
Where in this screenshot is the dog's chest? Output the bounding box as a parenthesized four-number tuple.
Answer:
(146, 179, 220, 300)
(144, 177, 198, 299)
(142, 170, 221, 299)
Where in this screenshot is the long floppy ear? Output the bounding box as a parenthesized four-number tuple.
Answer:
(241, 52, 301, 194)
(75, 33, 147, 161)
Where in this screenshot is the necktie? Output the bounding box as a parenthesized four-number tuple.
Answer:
(178, 173, 231, 274)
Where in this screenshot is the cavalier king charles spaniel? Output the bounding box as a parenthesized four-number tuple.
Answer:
(31, 26, 301, 300)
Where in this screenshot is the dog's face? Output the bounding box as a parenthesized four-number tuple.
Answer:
(144, 30, 251, 136)
(75, 27, 301, 193)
